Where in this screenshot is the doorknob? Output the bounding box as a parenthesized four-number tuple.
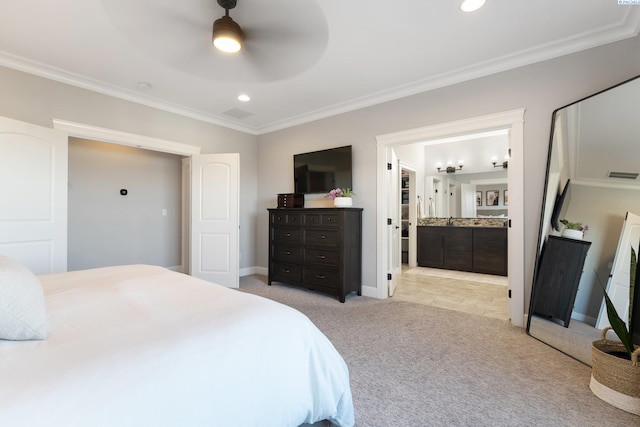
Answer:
(395, 225, 400, 229)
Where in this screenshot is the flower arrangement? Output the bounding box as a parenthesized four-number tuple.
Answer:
(560, 219, 589, 235)
(326, 188, 355, 199)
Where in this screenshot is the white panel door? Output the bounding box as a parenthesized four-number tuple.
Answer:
(595, 211, 640, 329)
(460, 183, 477, 218)
(190, 153, 239, 288)
(0, 116, 67, 274)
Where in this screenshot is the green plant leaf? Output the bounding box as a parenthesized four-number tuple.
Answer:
(601, 282, 635, 356)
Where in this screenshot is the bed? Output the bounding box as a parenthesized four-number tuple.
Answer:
(0, 260, 355, 427)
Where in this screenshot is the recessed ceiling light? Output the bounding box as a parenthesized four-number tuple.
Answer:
(461, 0, 486, 12)
(237, 94, 251, 102)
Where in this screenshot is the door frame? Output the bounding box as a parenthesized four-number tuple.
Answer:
(53, 118, 202, 275)
(375, 109, 526, 327)
(399, 162, 417, 269)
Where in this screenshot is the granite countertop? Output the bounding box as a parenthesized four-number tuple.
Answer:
(417, 217, 508, 227)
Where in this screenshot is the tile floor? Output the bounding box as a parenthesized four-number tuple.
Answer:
(392, 266, 509, 321)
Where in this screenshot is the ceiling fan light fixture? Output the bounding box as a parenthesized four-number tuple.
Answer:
(212, 15, 244, 53)
(461, 0, 486, 13)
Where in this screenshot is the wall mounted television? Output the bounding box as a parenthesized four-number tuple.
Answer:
(551, 179, 571, 232)
(294, 145, 352, 194)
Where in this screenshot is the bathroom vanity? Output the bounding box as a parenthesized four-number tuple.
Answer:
(417, 218, 508, 276)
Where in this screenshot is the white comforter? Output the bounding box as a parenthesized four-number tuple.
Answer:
(0, 265, 354, 427)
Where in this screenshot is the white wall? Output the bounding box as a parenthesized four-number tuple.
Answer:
(0, 66, 259, 271)
(68, 138, 182, 271)
(256, 35, 640, 304)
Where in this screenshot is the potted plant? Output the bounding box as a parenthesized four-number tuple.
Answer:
(559, 219, 588, 240)
(326, 188, 355, 207)
(591, 244, 640, 415)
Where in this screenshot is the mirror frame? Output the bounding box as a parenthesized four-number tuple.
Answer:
(526, 74, 640, 344)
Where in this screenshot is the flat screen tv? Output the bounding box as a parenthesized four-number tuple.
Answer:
(551, 179, 571, 231)
(294, 145, 352, 194)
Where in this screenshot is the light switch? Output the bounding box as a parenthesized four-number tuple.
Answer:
(162, 209, 167, 216)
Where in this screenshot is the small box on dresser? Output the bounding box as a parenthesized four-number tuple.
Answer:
(268, 207, 363, 302)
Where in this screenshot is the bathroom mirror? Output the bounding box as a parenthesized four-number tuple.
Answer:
(527, 74, 640, 365)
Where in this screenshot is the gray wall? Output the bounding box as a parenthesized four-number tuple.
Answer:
(256, 36, 640, 306)
(0, 66, 259, 271)
(68, 138, 182, 271)
(1, 34, 639, 309)
(565, 184, 640, 323)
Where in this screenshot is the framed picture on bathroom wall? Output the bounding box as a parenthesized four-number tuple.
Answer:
(504, 190, 509, 206)
(486, 190, 499, 206)
(476, 191, 482, 206)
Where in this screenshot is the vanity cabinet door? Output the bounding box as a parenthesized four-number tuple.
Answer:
(417, 227, 444, 268)
(443, 228, 473, 271)
(473, 228, 508, 276)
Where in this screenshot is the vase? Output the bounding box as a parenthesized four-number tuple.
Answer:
(333, 197, 352, 207)
(590, 328, 640, 415)
(562, 229, 583, 240)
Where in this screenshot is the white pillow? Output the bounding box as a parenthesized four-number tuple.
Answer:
(0, 255, 48, 340)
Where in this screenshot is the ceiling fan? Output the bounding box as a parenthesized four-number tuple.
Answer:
(205, 0, 329, 80)
(102, 0, 329, 82)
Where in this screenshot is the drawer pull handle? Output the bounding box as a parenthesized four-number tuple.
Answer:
(315, 274, 326, 279)
(320, 235, 326, 239)
(284, 251, 291, 255)
(283, 269, 290, 273)
(285, 233, 291, 237)
(316, 255, 326, 259)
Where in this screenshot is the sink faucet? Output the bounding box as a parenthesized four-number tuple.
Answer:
(447, 217, 453, 226)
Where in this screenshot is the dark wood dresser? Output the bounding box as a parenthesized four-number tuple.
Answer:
(531, 235, 591, 327)
(267, 207, 363, 302)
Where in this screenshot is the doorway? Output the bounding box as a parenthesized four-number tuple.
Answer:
(376, 109, 526, 327)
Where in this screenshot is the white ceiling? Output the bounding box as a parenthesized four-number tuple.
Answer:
(0, 1, 639, 135)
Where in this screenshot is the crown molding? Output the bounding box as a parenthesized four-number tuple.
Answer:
(2, 9, 638, 136)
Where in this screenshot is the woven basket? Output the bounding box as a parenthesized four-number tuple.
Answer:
(590, 327, 640, 416)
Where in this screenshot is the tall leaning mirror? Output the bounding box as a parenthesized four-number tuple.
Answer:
(527, 74, 640, 365)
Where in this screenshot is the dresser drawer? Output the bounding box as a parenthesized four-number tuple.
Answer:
(303, 267, 338, 289)
(270, 262, 302, 283)
(273, 228, 301, 243)
(271, 212, 301, 225)
(272, 245, 302, 263)
(303, 229, 339, 247)
(304, 248, 339, 266)
(303, 213, 339, 227)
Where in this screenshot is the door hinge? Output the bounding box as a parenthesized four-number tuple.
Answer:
(387, 162, 392, 170)
(387, 273, 392, 280)
(508, 289, 512, 298)
(387, 218, 392, 225)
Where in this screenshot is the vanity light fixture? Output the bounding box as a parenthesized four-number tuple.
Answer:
(461, 0, 486, 13)
(492, 155, 509, 169)
(437, 160, 464, 173)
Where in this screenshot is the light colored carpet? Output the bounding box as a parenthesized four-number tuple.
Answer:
(404, 267, 508, 286)
(238, 275, 638, 427)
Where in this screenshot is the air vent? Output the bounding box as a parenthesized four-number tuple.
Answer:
(222, 108, 254, 119)
(608, 171, 639, 180)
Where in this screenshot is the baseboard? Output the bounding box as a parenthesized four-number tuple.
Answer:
(570, 312, 596, 325)
(240, 266, 268, 277)
(172, 265, 266, 277)
(361, 285, 380, 299)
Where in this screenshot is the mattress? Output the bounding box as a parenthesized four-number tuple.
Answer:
(0, 265, 354, 427)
